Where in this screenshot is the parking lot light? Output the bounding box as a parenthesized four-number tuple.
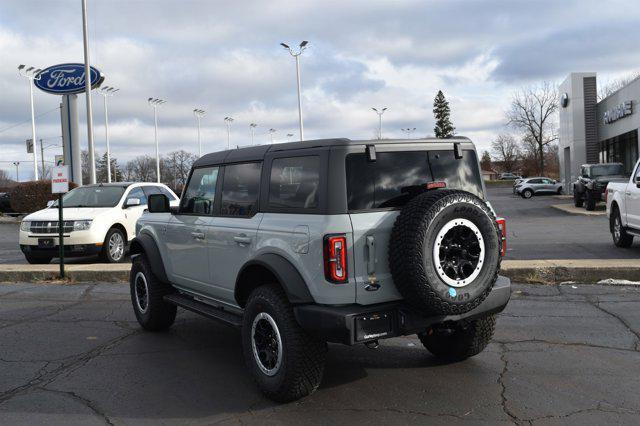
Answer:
(148, 98, 166, 183)
(372, 107, 387, 139)
(269, 128, 277, 144)
(224, 117, 234, 149)
(281, 40, 309, 141)
(193, 109, 206, 156)
(97, 86, 119, 182)
(249, 123, 257, 145)
(18, 64, 42, 180)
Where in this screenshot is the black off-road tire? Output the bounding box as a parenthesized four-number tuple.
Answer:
(521, 189, 534, 199)
(418, 315, 496, 362)
(242, 284, 327, 403)
(389, 190, 501, 316)
(130, 255, 176, 331)
(573, 190, 584, 207)
(611, 209, 633, 248)
(24, 253, 52, 264)
(585, 191, 596, 211)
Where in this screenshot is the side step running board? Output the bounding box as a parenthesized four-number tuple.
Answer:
(164, 293, 242, 328)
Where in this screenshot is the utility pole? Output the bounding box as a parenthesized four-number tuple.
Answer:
(280, 41, 309, 141)
(40, 139, 45, 178)
(82, 0, 97, 184)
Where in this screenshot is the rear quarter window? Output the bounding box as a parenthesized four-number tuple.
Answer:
(268, 156, 320, 210)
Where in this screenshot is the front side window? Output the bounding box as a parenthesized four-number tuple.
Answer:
(126, 187, 148, 205)
(180, 167, 219, 215)
(269, 156, 320, 210)
(58, 186, 125, 208)
(220, 162, 262, 217)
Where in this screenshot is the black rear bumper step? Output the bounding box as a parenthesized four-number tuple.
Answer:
(164, 293, 242, 328)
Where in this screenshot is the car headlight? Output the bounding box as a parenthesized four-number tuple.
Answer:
(73, 220, 92, 231)
(20, 221, 30, 231)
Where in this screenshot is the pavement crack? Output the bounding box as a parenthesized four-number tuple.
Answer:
(497, 343, 520, 424)
(36, 387, 114, 425)
(586, 297, 640, 351)
(493, 338, 637, 353)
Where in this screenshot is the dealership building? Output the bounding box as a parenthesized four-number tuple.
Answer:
(559, 72, 639, 191)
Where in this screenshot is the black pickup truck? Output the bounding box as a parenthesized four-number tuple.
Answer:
(573, 163, 627, 211)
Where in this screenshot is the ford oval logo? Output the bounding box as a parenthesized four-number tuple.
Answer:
(35, 63, 103, 95)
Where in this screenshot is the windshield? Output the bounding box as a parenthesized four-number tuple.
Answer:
(52, 186, 125, 208)
(591, 164, 624, 177)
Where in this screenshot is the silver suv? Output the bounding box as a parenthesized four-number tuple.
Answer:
(129, 137, 511, 402)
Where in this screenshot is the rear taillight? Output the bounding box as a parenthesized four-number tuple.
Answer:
(496, 218, 507, 257)
(324, 234, 348, 283)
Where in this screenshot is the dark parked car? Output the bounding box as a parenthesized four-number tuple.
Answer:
(0, 192, 13, 214)
(573, 163, 627, 211)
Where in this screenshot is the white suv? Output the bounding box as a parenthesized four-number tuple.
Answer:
(19, 182, 179, 264)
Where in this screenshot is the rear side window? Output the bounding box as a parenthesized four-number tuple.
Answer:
(346, 151, 433, 210)
(220, 162, 261, 217)
(346, 149, 483, 211)
(180, 167, 219, 215)
(269, 156, 320, 210)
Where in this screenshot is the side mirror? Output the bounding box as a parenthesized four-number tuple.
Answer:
(124, 198, 141, 208)
(147, 194, 170, 213)
(46, 200, 55, 208)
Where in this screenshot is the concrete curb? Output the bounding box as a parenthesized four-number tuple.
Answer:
(551, 203, 606, 216)
(1, 260, 640, 285)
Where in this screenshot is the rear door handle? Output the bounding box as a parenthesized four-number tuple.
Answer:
(191, 231, 205, 240)
(234, 235, 252, 245)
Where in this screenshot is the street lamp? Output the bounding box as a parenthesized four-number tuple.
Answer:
(269, 128, 277, 144)
(193, 108, 206, 157)
(372, 107, 387, 140)
(280, 40, 309, 141)
(98, 86, 119, 182)
(286, 133, 294, 141)
(249, 123, 258, 145)
(224, 117, 234, 150)
(12, 162, 20, 182)
(401, 127, 416, 138)
(148, 97, 166, 183)
(18, 64, 42, 180)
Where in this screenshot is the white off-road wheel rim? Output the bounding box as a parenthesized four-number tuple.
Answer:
(109, 231, 124, 261)
(433, 218, 485, 288)
(251, 312, 283, 377)
(134, 271, 149, 314)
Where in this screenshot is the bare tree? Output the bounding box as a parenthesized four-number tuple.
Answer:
(162, 150, 198, 191)
(598, 72, 640, 101)
(506, 82, 558, 175)
(0, 169, 12, 186)
(125, 155, 156, 182)
(491, 133, 520, 173)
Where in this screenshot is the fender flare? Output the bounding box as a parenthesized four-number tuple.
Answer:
(235, 253, 314, 307)
(129, 232, 169, 283)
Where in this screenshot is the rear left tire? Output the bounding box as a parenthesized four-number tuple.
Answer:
(585, 191, 596, 211)
(521, 189, 533, 199)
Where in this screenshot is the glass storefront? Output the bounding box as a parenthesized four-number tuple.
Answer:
(599, 129, 638, 174)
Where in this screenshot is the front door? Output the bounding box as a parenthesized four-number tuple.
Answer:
(164, 166, 219, 294)
(626, 165, 640, 229)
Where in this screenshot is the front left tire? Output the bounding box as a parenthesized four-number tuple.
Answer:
(24, 253, 52, 264)
(611, 210, 633, 248)
(130, 255, 177, 331)
(101, 227, 126, 263)
(521, 188, 534, 199)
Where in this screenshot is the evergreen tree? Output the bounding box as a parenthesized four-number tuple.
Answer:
(480, 150, 492, 170)
(96, 152, 122, 183)
(433, 90, 455, 138)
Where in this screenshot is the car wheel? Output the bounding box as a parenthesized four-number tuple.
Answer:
(418, 315, 496, 362)
(130, 255, 177, 331)
(573, 191, 584, 207)
(522, 189, 533, 199)
(585, 191, 596, 211)
(611, 210, 633, 248)
(101, 227, 126, 263)
(24, 253, 53, 264)
(242, 284, 327, 402)
(556, 187, 563, 195)
(389, 190, 501, 315)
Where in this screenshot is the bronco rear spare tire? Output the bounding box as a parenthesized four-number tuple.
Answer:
(389, 189, 501, 315)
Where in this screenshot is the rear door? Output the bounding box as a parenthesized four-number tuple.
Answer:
(347, 147, 484, 305)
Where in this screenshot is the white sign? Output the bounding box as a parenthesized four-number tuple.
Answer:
(51, 166, 70, 194)
(55, 155, 64, 166)
(603, 100, 633, 124)
(26, 138, 33, 154)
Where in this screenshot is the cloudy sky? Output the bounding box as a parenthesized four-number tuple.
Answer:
(1, 0, 639, 180)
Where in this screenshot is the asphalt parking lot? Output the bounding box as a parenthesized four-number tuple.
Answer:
(0, 281, 639, 424)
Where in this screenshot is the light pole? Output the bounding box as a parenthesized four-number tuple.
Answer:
(224, 117, 234, 149)
(148, 98, 166, 183)
(401, 127, 416, 138)
(286, 133, 294, 141)
(13, 162, 20, 182)
(193, 109, 206, 157)
(82, 0, 97, 184)
(249, 123, 257, 145)
(98, 86, 119, 182)
(269, 128, 277, 144)
(17, 64, 42, 180)
(280, 41, 309, 141)
(39, 138, 62, 178)
(372, 107, 387, 140)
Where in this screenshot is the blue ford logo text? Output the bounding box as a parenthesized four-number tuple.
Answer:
(35, 63, 103, 95)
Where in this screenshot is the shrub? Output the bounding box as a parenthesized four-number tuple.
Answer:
(9, 180, 78, 214)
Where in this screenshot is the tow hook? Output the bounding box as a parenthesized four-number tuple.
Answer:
(365, 340, 379, 349)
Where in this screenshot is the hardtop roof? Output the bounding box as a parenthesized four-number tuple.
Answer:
(193, 136, 473, 167)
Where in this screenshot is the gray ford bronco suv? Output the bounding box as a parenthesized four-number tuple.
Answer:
(129, 137, 510, 402)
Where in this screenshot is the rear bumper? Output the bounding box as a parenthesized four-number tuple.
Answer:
(294, 275, 511, 345)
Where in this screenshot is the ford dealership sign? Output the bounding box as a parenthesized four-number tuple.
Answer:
(35, 63, 103, 95)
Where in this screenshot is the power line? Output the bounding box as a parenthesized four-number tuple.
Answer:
(0, 106, 61, 135)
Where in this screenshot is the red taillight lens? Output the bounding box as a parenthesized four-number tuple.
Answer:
(324, 234, 348, 283)
(496, 218, 507, 257)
